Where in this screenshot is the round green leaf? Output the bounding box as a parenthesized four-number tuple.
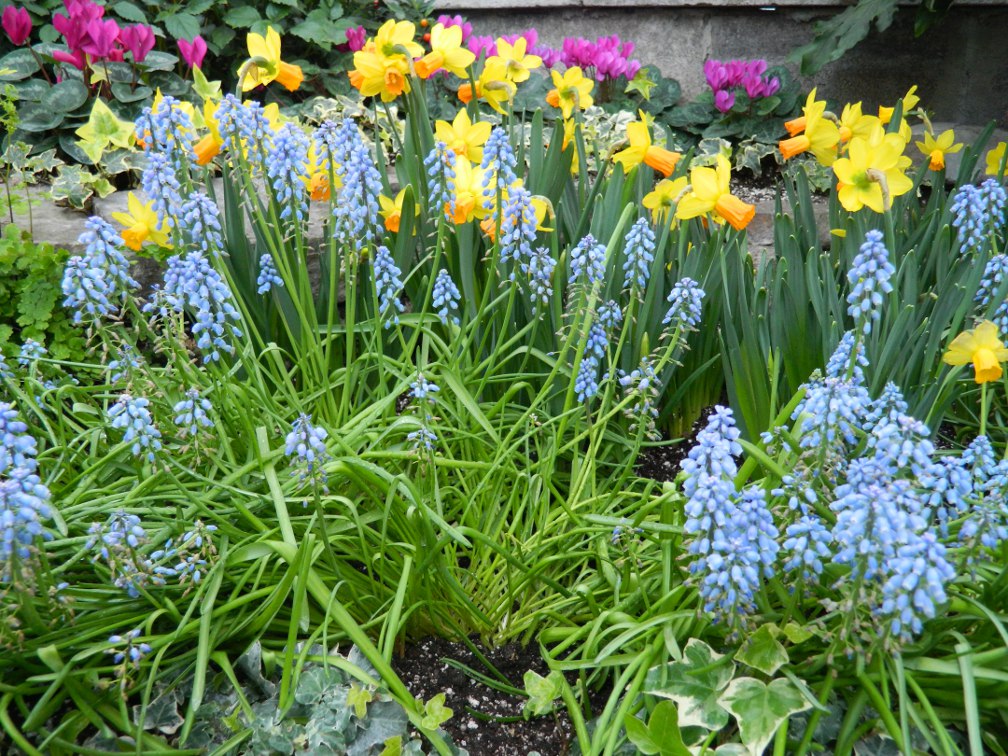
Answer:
(59, 134, 94, 166)
(0, 49, 40, 81)
(140, 51, 178, 72)
(43, 80, 89, 113)
(16, 105, 64, 132)
(111, 83, 154, 104)
(104, 62, 135, 83)
(15, 78, 49, 102)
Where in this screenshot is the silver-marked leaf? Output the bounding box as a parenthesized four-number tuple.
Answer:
(645, 638, 734, 731)
(721, 677, 810, 756)
(734, 624, 788, 676)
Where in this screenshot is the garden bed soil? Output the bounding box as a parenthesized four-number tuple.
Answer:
(393, 637, 608, 756)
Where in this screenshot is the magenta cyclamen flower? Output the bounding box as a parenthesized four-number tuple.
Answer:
(2, 6, 31, 46)
(52, 48, 85, 70)
(119, 23, 154, 63)
(466, 34, 495, 59)
(344, 25, 366, 52)
(177, 35, 207, 69)
(53, 0, 103, 50)
(436, 14, 472, 43)
(714, 89, 735, 113)
(81, 17, 119, 59)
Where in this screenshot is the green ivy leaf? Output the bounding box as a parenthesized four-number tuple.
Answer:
(781, 622, 814, 645)
(420, 693, 452, 731)
(191, 66, 222, 102)
(623, 701, 691, 756)
(644, 638, 734, 731)
(734, 625, 789, 676)
(50, 165, 95, 210)
(625, 69, 657, 101)
(294, 666, 343, 705)
(347, 683, 373, 719)
(348, 700, 408, 756)
(75, 99, 134, 164)
(523, 669, 564, 718)
(721, 677, 810, 756)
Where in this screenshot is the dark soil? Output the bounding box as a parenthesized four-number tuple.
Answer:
(635, 405, 717, 482)
(392, 637, 605, 756)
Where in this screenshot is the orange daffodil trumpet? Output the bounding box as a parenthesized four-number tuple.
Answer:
(943, 320, 1008, 384)
(676, 155, 756, 231)
(112, 193, 171, 251)
(414, 23, 475, 79)
(546, 67, 594, 120)
(379, 189, 419, 232)
(612, 112, 681, 177)
(241, 26, 303, 92)
(915, 129, 962, 171)
(778, 89, 840, 164)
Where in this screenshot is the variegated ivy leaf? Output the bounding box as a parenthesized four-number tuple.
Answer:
(733, 624, 789, 676)
(721, 677, 810, 756)
(644, 638, 734, 731)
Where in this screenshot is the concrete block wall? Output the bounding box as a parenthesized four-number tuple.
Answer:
(435, 0, 1008, 124)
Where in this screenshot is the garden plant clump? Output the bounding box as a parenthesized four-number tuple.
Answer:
(1, 7, 1008, 756)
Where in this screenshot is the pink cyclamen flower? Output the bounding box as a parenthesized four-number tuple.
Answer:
(52, 47, 85, 70)
(436, 14, 472, 43)
(177, 35, 207, 69)
(714, 89, 736, 113)
(344, 26, 366, 52)
(2, 5, 31, 46)
(704, 59, 727, 91)
(81, 17, 120, 60)
(466, 34, 495, 59)
(119, 23, 154, 63)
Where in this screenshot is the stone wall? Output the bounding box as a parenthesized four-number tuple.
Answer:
(435, 1, 1008, 124)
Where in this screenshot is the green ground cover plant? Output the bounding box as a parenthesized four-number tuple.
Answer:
(2, 14, 1008, 756)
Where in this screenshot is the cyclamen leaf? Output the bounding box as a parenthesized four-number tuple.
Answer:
(734, 624, 789, 676)
(721, 677, 810, 756)
(645, 638, 735, 731)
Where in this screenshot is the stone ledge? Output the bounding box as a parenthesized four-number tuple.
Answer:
(436, 0, 1008, 9)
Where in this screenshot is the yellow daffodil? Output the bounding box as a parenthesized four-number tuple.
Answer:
(242, 26, 303, 92)
(643, 176, 689, 223)
(879, 85, 919, 125)
(449, 157, 491, 224)
(676, 155, 755, 231)
(373, 19, 423, 60)
(915, 129, 962, 171)
(435, 109, 491, 163)
(943, 320, 1008, 384)
(779, 89, 839, 165)
(561, 118, 579, 175)
(457, 57, 515, 114)
(415, 23, 475, 79)
(379, 189, 418, 232)
(194, 99, 223, 166)
(985, 142, 1007, 176)
(837, 102, 879, 145)
(480, 181, 551, 240)
(490, 36, 541, 84)
(612, 112, 681, 177)
(349, 42, 412, 103)
(111, 193, 171, 251)
(546, 66, 594, 120)
(832, 129, 913, 213)
(304, 143, 341, 202)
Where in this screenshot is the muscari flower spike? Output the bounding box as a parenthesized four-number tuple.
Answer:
(568, 234, 606, 287)
(267, 122, 311, 221)
(373, 245, 405, 328)
(432, 269, 461, 326)
(425, 141, 457, 220)
(622, 216, 655, 292)
(107, 394, 162, 462)
(663, 277, 704, 329)
(62, 217, 139, 325)
(846, 229, 895, 335)
(285, 413, 331, 492)
(173, 388, 214, 437)
(256, 253, 284, 294)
